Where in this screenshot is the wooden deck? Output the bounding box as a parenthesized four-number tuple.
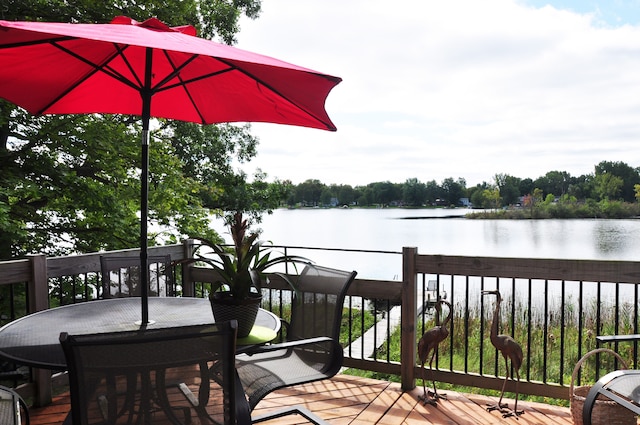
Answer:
(29, 374, 575, 425)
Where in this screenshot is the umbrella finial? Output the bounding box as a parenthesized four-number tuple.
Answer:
(110, 15, 197, 36)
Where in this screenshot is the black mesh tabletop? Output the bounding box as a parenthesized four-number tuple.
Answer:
(604, 372, 640, 403)
(0, 297, 279, 370)
(583, 369, 640, 424)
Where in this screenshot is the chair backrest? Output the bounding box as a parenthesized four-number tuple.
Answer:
(289, 265, 357, 341)
(60, 322, 238, 425)
(100, 255, 174, 298)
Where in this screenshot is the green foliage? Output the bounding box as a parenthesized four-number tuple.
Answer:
(4, 0, 260, 43)
(595, 161, 640, 202)
(467, 199, 640, 219)
(544, 193, 556, 204)
(0, 1, 277, 259)
(285, 160, 640, 209)
(342, 307, 377, 346)
(594, 173, 623, 201)
(206, 170, 291, 227)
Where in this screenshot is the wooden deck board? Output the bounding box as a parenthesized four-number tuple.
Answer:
(28, 374, 574, 424)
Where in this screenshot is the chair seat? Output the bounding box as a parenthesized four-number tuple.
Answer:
(237, 337, 343, 410)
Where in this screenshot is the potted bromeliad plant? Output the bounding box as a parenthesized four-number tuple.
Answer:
(188, 211, 311, 337)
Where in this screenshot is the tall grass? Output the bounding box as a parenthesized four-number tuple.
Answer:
(350, 295, 637, 406)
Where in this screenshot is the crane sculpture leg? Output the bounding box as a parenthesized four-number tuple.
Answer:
(482, 290, 524, 418)
(417, 299, 452, 406)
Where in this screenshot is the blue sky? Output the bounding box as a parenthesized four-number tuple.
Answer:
(234, 1, 640, 187)
(524, 1, 640, 26)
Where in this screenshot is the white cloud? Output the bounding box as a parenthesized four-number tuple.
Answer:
(234, 0, 640, 187)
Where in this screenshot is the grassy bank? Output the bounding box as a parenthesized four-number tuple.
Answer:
(344, 296, 637, 407)
(467, 199, 640, 219)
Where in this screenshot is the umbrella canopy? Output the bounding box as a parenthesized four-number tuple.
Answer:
(0, 16, 340, 129)
(0, 16, 341, 324)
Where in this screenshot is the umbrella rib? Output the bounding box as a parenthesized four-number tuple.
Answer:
(0, 35, 74, 49)
(157, 68, 233, 93)
(111, 43, 145, 88)
(155, 52, 241, 124)
(34, 41, 142, 114)
(157, 51, 208, 124)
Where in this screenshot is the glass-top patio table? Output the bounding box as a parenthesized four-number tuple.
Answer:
(0, 297, 279, 371)
(583, 369, 640, 425)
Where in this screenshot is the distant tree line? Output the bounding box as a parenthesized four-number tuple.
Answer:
(283, 161, 640, 209)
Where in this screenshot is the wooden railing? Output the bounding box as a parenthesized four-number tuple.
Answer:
(1, 242, 639, 406)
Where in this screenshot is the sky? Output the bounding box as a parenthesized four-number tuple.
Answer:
(233, 0, 640, 187)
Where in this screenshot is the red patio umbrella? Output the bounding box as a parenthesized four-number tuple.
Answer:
(0, 16, 341, 324)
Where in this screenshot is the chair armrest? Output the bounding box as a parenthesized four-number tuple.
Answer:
(240, 336, 334, 356)
(597, 334, 640, 345)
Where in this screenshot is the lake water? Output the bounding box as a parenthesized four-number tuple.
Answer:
(210, 208, 640, 280)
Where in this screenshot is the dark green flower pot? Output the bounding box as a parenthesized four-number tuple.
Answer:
(210, 292, 262, 338)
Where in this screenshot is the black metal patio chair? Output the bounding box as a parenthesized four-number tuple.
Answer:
(0, 385, 29, 425)
(100, 255, 174, 298)
(235, 264, 357, 424)
(60, 321, 244, 425)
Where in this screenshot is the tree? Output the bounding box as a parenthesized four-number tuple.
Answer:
(337, 184, 357, 206)
(295, 179, 325, 206)
(370, 181, 402, 206)
(441, 177, 466, 206)
(402, 178, 427, 207)
(594, 161, 640, 202)
(0, 0, 263, 259)
(356, 185, 375, 206)
(482, 188, 501, 210)
(518, 178, 534, 198)
(470, 188, 485, 208)
(424, 180, 441, 205)
(468, 182, 490, 208)
(494, 173, 521, 206)
(320, 188, 334, 206)
(534, 171, 570, 198)
(203, 169, 290, 227)
(594, 173, 623, 201)
(1, 113, 212, 256)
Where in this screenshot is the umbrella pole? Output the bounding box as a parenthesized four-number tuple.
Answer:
(140, 131, 149, 325)
(139, 48, 153, 326)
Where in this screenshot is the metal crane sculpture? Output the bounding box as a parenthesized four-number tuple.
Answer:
(417, 299, 452, 405)
(481, 290, 524, 418)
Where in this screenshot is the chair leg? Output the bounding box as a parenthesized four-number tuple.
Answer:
(251, 405, 329, 425)
(19, 396, 30, 425)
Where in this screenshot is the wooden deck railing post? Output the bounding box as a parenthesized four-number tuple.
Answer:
(28, 254, 52, 407)
(401, 246, 417, 390)
(27, 254, 48, 313)
(182, 239, 196, 297)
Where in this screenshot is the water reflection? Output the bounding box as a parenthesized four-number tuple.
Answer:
(593, 220, 630, 254)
